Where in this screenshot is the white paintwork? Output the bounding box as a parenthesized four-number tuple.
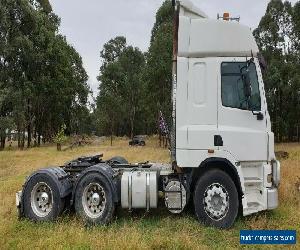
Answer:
(178, 2, 259, 58)
(178, 0, 208, 19)
(217, 57, 268, 162)
(176, 57, 218, 151)
(175, 0, 279, 216)
(189, 19, 259, 58)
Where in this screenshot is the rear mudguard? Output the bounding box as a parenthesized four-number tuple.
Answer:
(19, 167, 72, 218)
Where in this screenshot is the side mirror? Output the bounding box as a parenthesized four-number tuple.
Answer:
(241, 70, 252, 99)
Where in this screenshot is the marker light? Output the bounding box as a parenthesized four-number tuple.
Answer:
(223, 12, 230, 21)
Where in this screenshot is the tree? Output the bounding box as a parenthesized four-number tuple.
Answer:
(96, 37, 127, 143)
(53, 124, 67, 151)
(118, 46, 145, 138)
(144, 0, 173, 133)
(254, 0, 300, 142)
(94, 1, 174, 138)
(0, 0, 90, 149)
(96, 37, 145, 141)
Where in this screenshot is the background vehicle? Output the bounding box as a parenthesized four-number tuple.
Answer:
(129, 136, 146, 146)
(16, 0, 280, 229)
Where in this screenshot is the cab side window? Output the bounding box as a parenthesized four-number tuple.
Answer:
(221, 62, 261, 111)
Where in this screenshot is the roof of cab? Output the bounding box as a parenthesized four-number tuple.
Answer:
(178, 0, 208, 19)
(177, 0, 259, 58)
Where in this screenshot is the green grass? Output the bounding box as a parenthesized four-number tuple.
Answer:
(0, 138, 299, 249)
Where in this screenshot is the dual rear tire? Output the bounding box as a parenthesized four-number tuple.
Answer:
(22, 172, 115, 225)
(23, 174, 65, 222)
(74, 173, 115, 225)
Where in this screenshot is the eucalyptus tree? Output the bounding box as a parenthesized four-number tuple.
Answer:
(96, 37, 145, 139)
(144, 0, 173, 133)
(0, 0, 90, 149)
(254, 0, 300, 142)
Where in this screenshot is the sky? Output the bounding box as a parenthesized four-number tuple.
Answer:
(49, 0, 299, 96)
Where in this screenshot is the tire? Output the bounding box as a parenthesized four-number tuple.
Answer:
(23, 174, 65, 222)
(74, 172, 115, 225)
(108, 156, 128, 165)
(194, 169, 239, 229)
(140, 141, 146, 146)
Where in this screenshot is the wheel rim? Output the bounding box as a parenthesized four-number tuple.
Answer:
(203, 183, 229, 221)
(30, 182, 53, 217)
(82, 182, 106, 219)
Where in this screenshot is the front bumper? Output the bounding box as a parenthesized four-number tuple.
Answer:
(272, 160, 281, 187)
(267, 188, 278, 210)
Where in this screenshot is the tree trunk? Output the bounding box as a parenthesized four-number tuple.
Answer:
(27, 123, 31, 148)
(279, 89, 283, 142)
(159, 132, 162, 147)
(33, 130, 37, 147)
(110, 125, 113, 147)
(0, 137, 5, 150)
(130, 118, 134, 139)
(21, 130, 25, 150)
(57, 143, 61, 151)
(17, 130, 21, 148)
(110, 119, 114, 146)
(38, 134, 41, 146)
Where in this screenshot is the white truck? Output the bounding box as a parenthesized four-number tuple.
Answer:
(16, 0, 280, 229)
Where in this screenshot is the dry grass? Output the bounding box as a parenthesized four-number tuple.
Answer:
(0, 138, 299, 249)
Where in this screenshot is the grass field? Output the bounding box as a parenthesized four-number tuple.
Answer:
(0, 138, 299, 249)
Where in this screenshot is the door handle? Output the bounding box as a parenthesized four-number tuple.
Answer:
(214, 135, 223, 147)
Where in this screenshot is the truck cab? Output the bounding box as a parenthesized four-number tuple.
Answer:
(17, 0, 280, 229)
(173, 0, 280, 221)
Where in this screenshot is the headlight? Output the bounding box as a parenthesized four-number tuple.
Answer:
(272, 160, 281, 187)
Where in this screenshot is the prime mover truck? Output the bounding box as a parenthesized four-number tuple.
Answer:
(16, 0, 280, 229)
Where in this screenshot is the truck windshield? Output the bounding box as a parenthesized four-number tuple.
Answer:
(221, 62, 261, 111)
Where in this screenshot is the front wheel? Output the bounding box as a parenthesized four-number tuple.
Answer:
(74, 173, 115, 225)
(194, 169, 239, 229)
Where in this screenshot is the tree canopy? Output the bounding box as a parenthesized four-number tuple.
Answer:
(0, 0, 90, 149)
(254, 0, 300, 142)
(95, 37, 145, 141)
(95, 0, 174, 138)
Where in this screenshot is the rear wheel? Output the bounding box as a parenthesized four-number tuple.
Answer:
(74, 173, 115, 225)
(194, 169, 239, 229)
(108, 156, 128, 165)
(23, 174, 65, 222)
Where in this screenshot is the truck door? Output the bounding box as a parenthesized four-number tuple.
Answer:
(217, 58, 268, 161)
